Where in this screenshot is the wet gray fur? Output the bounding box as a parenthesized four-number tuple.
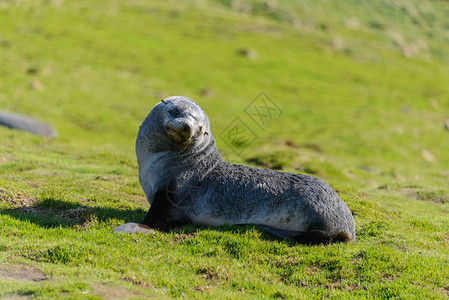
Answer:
(136, 96, 355, 242)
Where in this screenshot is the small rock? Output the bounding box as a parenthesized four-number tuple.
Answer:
(113, 222, 154, 234)
(421, 149, 435, 162)
(444, 119, 449, 131)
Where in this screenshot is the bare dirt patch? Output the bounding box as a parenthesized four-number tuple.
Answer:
(197, 267, 219, 282)
(90, 283, 146, 299)
(0, 263, 47, 282)
(271, 257, 299, 268)
(171, 233, 197, 244)
(192, 285, 212, 292)
(121, 276, 153, 289)
(2, 192, 97, 227)
(0, 189, 37, 208)
(443, 286, 449, 296)
(416, 190, 449, 204)
(15, 204, 97, 226)
(1, 295, 32, 300)
(391, 187, 449, 204)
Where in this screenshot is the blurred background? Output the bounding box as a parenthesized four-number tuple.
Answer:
(1, 0, 448, 190)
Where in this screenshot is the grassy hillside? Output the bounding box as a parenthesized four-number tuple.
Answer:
(1, 0, 449, 298)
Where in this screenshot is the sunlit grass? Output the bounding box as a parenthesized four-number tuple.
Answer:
(1, 0, 449, 298)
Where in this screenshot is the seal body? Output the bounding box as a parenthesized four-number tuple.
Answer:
(0, 111, 57, 137)
(114, 96, 355, 244)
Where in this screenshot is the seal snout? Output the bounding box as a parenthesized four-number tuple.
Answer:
(165, 118, 196, 143)
(183, 123, 191, 133)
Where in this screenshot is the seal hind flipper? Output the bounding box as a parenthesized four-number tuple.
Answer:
(258, 225, 352, 245)
(290, 230, 352, 245)
(142, 189, 185, 232)
(257, 225, 301, 239)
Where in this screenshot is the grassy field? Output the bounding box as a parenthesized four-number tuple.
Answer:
(1, 0, 449, 298)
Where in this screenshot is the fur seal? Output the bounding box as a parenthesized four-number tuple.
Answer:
(0, 111, 57, 137)
(114, 96, 355, 244)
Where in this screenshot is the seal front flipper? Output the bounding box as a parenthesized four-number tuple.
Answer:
(257, 225, 352, 245)
(141, 189, 185, 232)
(113, 189, 183, 234)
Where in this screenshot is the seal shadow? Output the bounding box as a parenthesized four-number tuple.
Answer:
(0, 198, 281, 243)
(0, 198, 147, 229)
(171, 224, 290, 244)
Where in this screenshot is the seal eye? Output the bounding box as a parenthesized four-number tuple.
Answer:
(169, 108, 181, 117)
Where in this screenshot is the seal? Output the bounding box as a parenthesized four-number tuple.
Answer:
(0, 111, 57, 137)
(113, 96, 355, 244)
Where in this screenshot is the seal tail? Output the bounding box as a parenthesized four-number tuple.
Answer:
(257, 225, 352, 245)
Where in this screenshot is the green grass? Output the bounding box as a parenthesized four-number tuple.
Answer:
(1, 0, 449, 298)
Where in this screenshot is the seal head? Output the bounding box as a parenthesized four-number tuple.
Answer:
(134, 96, 214, 206)
(136, 96, 210, 155)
